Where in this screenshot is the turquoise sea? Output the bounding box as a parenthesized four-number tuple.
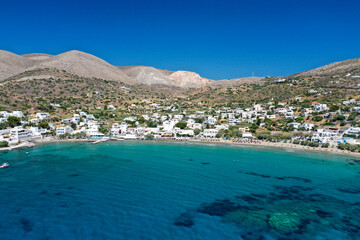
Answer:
(0, 141, 359, 239)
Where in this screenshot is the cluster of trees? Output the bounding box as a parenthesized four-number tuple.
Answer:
(57, 132, 87, 139)
(216, 126, 242, 139)
(338, 143, 360, 152)
(0, 116, 21, 130)
(292, 140, 329, 148)
(255, 131, 291, 142)
(145, 133, 154, 140)
(175, 122, 187, 129)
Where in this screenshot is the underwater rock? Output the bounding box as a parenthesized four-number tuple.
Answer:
(274, 176, 312, 183)
(173, 212, 194, 227)
(201, 162, 210, 165)
(244, 171, 271, 178)
(20, 218, 34, 232)
(224, 209, 268, 228)
(198, 199, 243, 216)
(337, 187, 360, 194)
(268, 212, 301, 234)
(68, 173, 80, 177)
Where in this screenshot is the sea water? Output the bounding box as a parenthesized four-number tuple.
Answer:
(0, 141, 359, 239)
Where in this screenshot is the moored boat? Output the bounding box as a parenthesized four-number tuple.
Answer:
(0, 163, 9, 168)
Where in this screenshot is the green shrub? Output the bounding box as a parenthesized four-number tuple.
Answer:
(0, 141, 8, 148)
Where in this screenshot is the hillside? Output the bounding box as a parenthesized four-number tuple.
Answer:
(22, 53, 53, 61)
(120, 66, 176, 86)
(0, 50, 36, 80)
(208, 77, 264, 87)
(25, 50, 134, 84)
(290, 58, 360, 77)
(168, 71, 214, 88)
(0, 50, 214, 89)
(0, 49, 359, 114)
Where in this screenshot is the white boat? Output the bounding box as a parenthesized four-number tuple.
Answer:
(0, 163, 9, 168)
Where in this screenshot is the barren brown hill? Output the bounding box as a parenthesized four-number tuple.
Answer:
(289, 58, 360, 77)
(120, 66, 176, 86)
(25, 50, 135, 84)
(22, 53, 53, 61)
(208, 77, 264, 87)
(120, 66, 212, 89)
(0, 50, 36, 80)
(168, 71, 214, 88)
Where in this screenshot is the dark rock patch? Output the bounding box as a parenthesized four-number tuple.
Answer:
(20, 218, 34, 232)
(198, 199, 243, 216)
(244, 171, 271, 178)
(337, 187, 360, 194)
(173, 212, 195, 227)
(68, 173, 80, 177)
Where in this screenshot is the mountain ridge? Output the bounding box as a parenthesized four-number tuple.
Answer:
(1, 49, 359, 90)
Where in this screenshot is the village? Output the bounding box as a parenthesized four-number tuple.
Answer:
(1, 97, 360, 152)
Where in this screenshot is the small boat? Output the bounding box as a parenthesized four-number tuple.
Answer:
(0, 163, 9, 168)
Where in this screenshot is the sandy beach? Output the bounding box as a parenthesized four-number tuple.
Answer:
(193, 138, 360, 157)
(2, 137, 359, 157)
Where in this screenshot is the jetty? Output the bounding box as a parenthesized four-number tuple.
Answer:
(0, 142, 36, 151)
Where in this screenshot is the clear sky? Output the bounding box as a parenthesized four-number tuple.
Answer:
(1, 0, 359, 80)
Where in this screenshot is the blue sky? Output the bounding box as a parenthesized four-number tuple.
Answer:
(0, 0, 359, 80)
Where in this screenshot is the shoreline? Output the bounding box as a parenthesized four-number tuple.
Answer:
(2, 137, 360, 157)
(0, 141, 36, 151)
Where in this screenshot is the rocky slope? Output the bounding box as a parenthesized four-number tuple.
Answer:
(208, 77, 264, 87)
(120, 66, 176, 86)
(26, 50, 134, 84)
(1, 49, 359, 90)
(0, 50, 36, 80)
(168, 71, 214, 88)
(290, 58, 360, 77)
(0, 50, 212, 88)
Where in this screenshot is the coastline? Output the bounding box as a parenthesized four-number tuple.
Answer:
(218, 139, 360, 157)
(0, 141, 36, 151)
(2, 137, 360, 158)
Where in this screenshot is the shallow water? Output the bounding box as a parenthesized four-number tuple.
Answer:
(0, 141, 359, 239)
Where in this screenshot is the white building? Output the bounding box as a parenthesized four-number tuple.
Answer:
(36, 113, 50, 121)
(203, 129, 218, 138)
(56, 126, 74, 135)
(313, 104, 328, 112)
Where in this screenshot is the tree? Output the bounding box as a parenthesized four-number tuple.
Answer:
(249, 123, 259, 133)
(39, 121, 50, 129)
(321, 143, 330, 148)
(71, 122, 77, 130)
(295, 117, 304, 123)
(175, 122, 187, 129)
(145, 133, 154, 140)
(7, 116, 21, 127)
(0, 141, 9, 148)
(195, 118, 204, 123)
(147, 121, 157, 128)
(312, 116, 323, 122)
(99, 127, 109, 135)
(336, 115, 345, 121)
(194, 129, 201, 136)
(329, 105, 340, 112)
(216, 129, 225, 138)
(0, 122, 8, 130)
